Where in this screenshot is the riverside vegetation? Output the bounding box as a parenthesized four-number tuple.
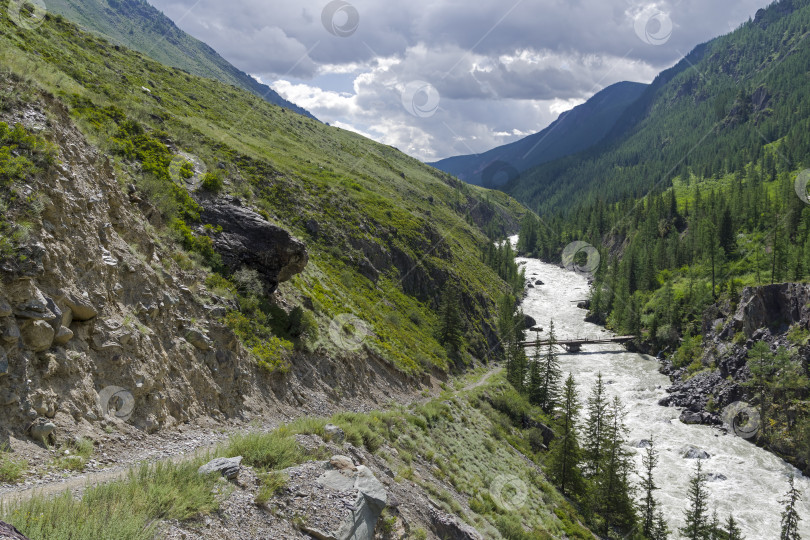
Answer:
(512, 0, 810, 477)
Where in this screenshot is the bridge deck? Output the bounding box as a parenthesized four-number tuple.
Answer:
(520, 336, 635, 352)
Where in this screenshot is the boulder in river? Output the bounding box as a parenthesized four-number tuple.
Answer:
(524, 314, 537, 329)
(681, 445, 711, 460)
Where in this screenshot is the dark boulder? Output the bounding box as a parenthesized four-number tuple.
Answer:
(0, 521, 30, 540)
(523, 315, 537, 330)
(198, 196, 308, 292)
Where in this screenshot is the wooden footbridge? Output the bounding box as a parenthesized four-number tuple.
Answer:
(519, 335, 635, 353)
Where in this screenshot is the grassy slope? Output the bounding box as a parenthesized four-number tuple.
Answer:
(2, 371, 595, 539)
(43, 0, 315, 119)
(0, 11, 527, 375)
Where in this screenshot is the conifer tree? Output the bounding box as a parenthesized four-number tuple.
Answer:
(709, 509, 721, 540)
(726, 515, 744, 540)
(680, 459, 711, 540)
(652, 509, 670, 540)
(527, 338, 543, 406)
(781, 475, 802, 540)
(537, 320, 561, 413)
(597, 396, 637, 532)
(547, 373, 584, 499)
(438, 281, 464, 357)
(640, 435, 660, 538)
(583, 372, 608, 476)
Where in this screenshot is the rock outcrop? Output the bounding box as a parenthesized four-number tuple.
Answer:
(198, 196, 308, 292)
(198, 456, 242, 480)
(661, 283, 810, 429)
(429, 508, 484, 540)
(0, 520, 30, 540)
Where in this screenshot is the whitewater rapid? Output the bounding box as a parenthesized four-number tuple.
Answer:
(518, 255, 810, 538)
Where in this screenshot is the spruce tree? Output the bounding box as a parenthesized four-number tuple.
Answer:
(598, 396, 637, 532)
(652, 509, 670, 540)
(583, 372, 609, 477)
(781, 475, 802, 540)
(527, 339, 543, 406)
(438, 281, 464, 357)
(640, 435, 660, 538)
(726, 515, 744, 540)
(538, 320, 562, 413)
(498, 294, 527, 390)
(709, 509, 721, 540)
(680, 459, 711, 540)
(547, 373, 584, 499)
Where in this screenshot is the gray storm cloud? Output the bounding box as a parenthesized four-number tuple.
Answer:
(147, 0, 767, 160)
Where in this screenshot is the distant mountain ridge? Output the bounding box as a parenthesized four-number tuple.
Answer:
(44, 0, 316, 119)
(504, 0, 810, 213)
(430, 81, 647, 186)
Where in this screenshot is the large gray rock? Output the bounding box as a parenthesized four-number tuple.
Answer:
(0, 520, 30, 540)
(13, 299, 56, 321)
(53, 326, 74, 345)
(62, 293, 98, 322)
(324, 423, 346, 444)
(0, 297, 11, 318)
(199, 196, 308, 292)
(308, 457, 389, 540)
(1, 321, 20, 344)
(198, 456, 242, 480)
(29, 418, 55, 445)
(185, 328, 213, 351)
(20, 320, 54, 352)
(682, 445, 710, 460)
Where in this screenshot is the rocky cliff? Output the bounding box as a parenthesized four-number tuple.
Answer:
(0, 81, 419, 457)
(659, 282, 810, 465)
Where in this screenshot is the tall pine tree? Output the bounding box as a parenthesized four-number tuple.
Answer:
(597, 396, 637, 533)
(680, 459, 711, 540)
(781, 475, 802, 540)
(537, 320, 562, 413)
(640, 435, 660, 538)
(547, 373, 584, 499)
(438, 281, 464, 357)
(725, 515, 744, 540)
(583, 372, 608, 476)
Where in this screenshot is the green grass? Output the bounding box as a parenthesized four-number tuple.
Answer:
(0, 9, 528, 375)
(223, 431, 303, 472)
(254, 471, 289, 505)
(0, 446, 27, 483)
(1, 460, 218, 540)
(53, 437, 95, 472)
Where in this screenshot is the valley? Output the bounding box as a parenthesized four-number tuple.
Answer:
(2, 0, 810, 538)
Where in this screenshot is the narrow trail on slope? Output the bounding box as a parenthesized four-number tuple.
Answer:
(0, 366, 504, 506)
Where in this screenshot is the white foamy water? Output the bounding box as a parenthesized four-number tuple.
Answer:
(518, 253, 809, 538)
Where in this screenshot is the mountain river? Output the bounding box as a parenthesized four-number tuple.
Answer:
(517, 252, 810, 537)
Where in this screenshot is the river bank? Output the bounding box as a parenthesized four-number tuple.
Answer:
(517, 255, 810, 537)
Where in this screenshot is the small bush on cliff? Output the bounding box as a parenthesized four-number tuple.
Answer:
(200, 171, 224, 193)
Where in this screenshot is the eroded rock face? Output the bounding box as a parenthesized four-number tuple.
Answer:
(199, 196, 308, 292)
(281, 455, 389, 540)
(429, 508, 484, 540)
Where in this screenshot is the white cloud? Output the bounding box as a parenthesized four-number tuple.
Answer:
(147, 0, 768, 160)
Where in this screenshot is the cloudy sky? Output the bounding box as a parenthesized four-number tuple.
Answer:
(147, 0, 768, 162)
